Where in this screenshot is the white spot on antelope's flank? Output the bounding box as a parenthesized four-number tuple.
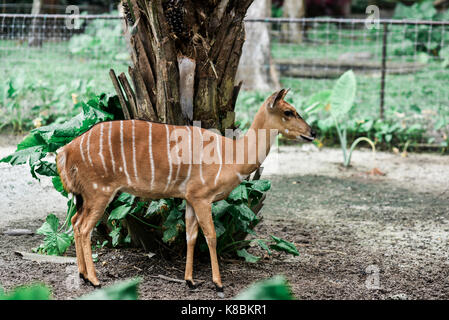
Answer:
(93, 183, 98, 190)
(119, 167, 123, 172)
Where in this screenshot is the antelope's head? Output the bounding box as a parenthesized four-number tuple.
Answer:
(264, 89, 316, 142)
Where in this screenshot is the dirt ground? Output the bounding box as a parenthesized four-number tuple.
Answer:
(1, 134, 448, 300)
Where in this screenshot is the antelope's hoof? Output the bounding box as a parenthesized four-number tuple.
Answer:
(79, 273, 88, 283)
(215, 284, 224, 298)
(89, 281, 101, 289)
(186, 280, 197, 290)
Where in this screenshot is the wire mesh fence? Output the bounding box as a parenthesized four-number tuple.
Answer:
(1, 14, 448, 137)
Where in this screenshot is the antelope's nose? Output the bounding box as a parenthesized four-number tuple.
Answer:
(310, 130, 316, 138)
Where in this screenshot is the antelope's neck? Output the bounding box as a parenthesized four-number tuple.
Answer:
(235, 109, 277, 176)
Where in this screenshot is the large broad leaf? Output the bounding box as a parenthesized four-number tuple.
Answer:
(108, 204, 132, 222)
(228, 184, 249, 203)
(269, 235, 299, 256)
(34, 161, 58, 177)
(0, 145, 46, 166)
(78, 278, 140, 300)
(329, 70, 356, 120)
(36, 214, 59, 236)
(36, 214, 72, 255)
(234, 276, 294, 300)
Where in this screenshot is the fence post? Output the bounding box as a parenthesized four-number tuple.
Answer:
(379, 23, 388, 120)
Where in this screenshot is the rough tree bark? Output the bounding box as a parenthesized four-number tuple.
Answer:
(112, 0, 254, 131)
(109, 0, 259, 251)
(235, 0, 280, 91)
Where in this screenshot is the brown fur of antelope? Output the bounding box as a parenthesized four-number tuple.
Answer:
(56, 89, 315, 295)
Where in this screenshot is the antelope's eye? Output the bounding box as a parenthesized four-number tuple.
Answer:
(284, 110, 294, 117)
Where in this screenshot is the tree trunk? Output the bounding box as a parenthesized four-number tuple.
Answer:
(113, 0, 254, 131)
(110, 0, 255, 251)
(235, 0, 280, 91)
(281, 0, 306, 44)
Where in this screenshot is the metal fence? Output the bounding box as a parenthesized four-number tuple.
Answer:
(1, 14, 448, 128)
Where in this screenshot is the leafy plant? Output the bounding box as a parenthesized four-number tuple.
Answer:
(34, 214, 73, 256)
(306, 70, 376, 167)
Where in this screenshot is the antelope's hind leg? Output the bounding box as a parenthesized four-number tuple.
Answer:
(184, 202, 199, 289)
(78, 191, 115, 288)
(71, 207, 87, 281)
(191, 200, 223, 297)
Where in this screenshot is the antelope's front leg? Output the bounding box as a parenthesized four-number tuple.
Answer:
(184, 203, 199, 289)
(192, 201, 223, 296)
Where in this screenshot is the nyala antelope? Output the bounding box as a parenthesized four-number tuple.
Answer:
(56, 89, 315, 295)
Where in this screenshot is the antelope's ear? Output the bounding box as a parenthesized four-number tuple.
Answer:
(267, 88, 290, 111)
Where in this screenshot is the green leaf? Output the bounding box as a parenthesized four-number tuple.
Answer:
(329, 70, 357, 119)
(0, 145, 46, 166)
(255, 239, 272, 255)
(116, 192, 136, 204)
(162, 208, 185, 243)
(250, 180, 271, 193)
(236, 249, 260, 263)
(212, 200, 231, 219)
(52, 176, 68, 197)
(79, 278, 140, 300)
(269, 235, 299, 256)
(16, 132, 47, 151)
(37, 214, 59, 236)
(109, 226, 122, 247)
(214, 219, 226, 238)
(36, 214, 72, 255)
(234, 276, 294, 300)
(108, 204, 132, 222)
(0, 284, 51, 300)
(228, 184, 248, 203)
(34, 161, 58, 177)
(145, 199, 170, 217)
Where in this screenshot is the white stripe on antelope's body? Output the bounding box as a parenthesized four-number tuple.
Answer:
(54, 89, 315, 295)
